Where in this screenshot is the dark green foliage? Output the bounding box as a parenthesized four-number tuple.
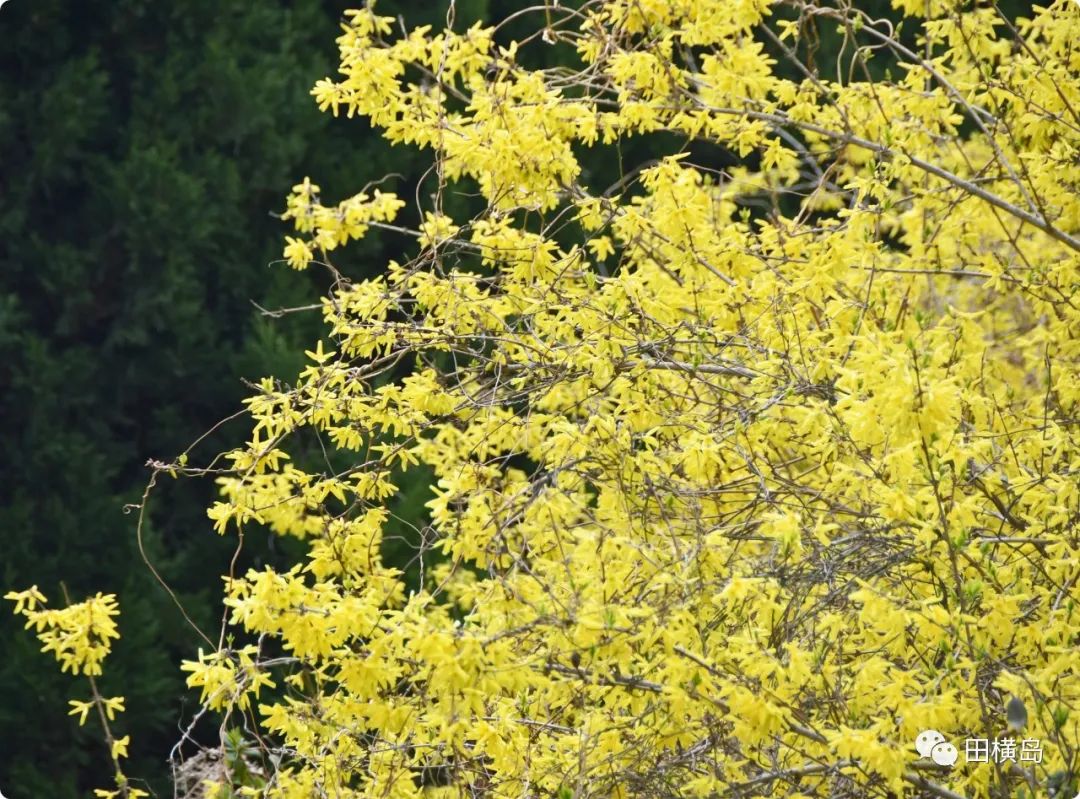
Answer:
(0, 1, 436, 794)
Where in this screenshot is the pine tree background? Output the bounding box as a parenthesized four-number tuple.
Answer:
(0, 0, 480, 793)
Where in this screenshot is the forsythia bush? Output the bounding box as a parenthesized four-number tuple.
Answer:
(154, 0, 1080, 797)
(5, 588, 146, 798)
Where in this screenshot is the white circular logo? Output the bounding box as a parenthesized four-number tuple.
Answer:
(930, 741, 959, 767)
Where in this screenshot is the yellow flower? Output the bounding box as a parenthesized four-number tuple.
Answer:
(102, 696, 126, 720)
(67, 699, 95, 726)
(110, 735, 130, 760)
(283, 236, 314, 270)
(4, 586, 47, 614)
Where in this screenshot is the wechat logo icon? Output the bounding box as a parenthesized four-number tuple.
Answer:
(916, 729, 958, 767)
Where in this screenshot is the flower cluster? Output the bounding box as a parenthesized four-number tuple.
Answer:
(5, 587, 146, 797)
(191, 0, 1080, 797)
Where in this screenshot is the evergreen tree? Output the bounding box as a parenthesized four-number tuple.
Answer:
(0, 0, 459, 793)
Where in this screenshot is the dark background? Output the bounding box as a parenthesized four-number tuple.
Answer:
(0, 0, 1032, 795)
(0, 1, 491, 793)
